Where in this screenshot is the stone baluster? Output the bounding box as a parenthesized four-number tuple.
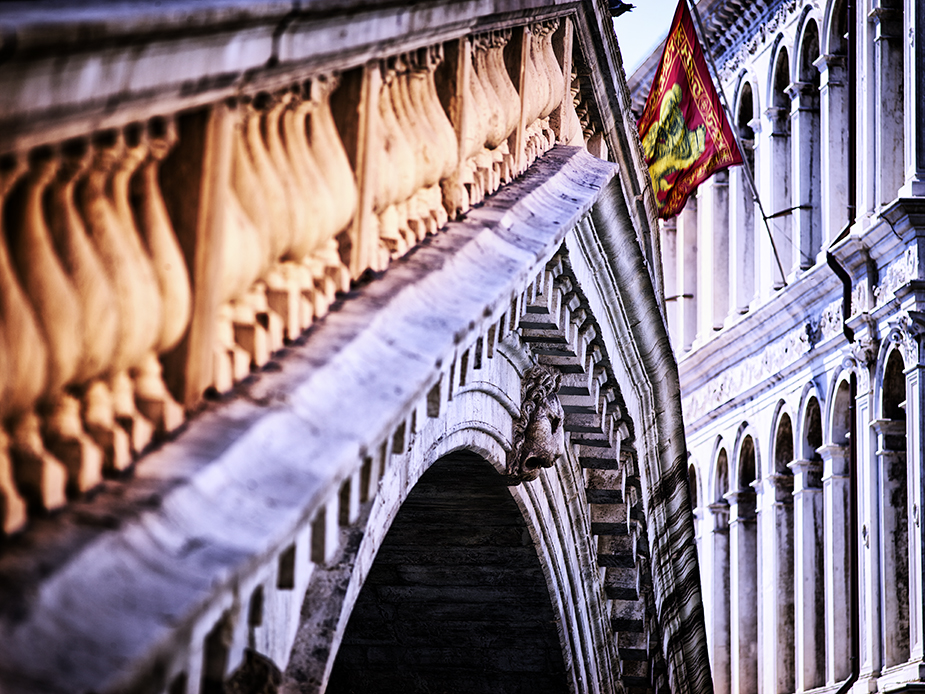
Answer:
(79, 132, 155, 460)
(6, 147, 81, 509)
(417, 47, 457, 228)
(237, 95, 307, 341)
(486, 31, 519, 182)
(281, 85, 337, 320)
(473, 35, 506, 195)
(232, 100, 275, 271)
(0, 155, 49, 530)
(283, 88, 332, 263)
(109, 127, 170, 451)
(405, 52, 448, 239)
(377, 59, 418, 257)
(464, 45, 492, 206)
(388, 56, 427, 248)
(44, 140, 120, 491)
(132, 118, 192, 433)
(307, 73, 358, 290)
(538, 20, 564, 121)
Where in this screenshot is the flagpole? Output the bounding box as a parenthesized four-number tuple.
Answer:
(683, 0, 789, 287)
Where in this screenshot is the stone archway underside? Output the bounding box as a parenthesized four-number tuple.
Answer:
(327, 452, 569, 694)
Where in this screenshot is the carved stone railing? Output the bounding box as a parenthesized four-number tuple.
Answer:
(0, 12, 601, 535)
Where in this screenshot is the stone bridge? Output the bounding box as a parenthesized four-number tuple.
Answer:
(0, 2, 710, 693)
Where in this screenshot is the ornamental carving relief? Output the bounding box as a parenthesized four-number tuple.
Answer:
(873, 247, 918, 307)
(818, 298, 844, 343)
(683, 322, 811, 422)
(506, 364, 566, 482)
(890, 311, 925, 365)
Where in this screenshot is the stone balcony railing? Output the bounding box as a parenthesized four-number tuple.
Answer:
(0, 1, 619, 535)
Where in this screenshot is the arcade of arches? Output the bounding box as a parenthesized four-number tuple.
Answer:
(0, 1, 709, 689)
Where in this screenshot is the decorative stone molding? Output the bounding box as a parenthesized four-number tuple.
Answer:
(506, 363, 566, 482)
(887, 310, 925, 365)
(873, 247, 918, 306)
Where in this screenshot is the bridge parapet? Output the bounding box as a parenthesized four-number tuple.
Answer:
(0, 1, 609, 533)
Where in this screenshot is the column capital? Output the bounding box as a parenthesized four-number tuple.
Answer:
(762, 472, 794, 503)
(788, 458, 823, 491)
(817, 442, 850, 478)
(724, 488, 757, 521)
(885, 310, 925, 365)
(813, 53, 846, 73)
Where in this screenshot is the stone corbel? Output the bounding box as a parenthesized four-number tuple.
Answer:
(505, 363, 565, 482)
(842, 337, 878, 393)
(891, 310, 925, 365)
(764, 106, 789, 136)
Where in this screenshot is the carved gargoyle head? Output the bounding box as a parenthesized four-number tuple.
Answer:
(506, 364, 565, 482)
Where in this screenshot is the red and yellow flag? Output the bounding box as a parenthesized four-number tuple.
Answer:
(638, 0, 742, 219)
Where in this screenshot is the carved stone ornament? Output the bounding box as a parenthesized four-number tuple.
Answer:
(843, 337, 878, 393)
(892, 310, 925, 365)
(506, 363, 565, 482)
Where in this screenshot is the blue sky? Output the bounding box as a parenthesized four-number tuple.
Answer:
(612, 0, 679, 74)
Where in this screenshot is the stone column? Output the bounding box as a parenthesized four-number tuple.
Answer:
(857, 0, 877, 221)
(814, 53, 849, 246)
(872, 417, 910, 668)
(709, 500, 732, 694)
(857, 361, 881, 679)
(695, 186, 713, 347)
(729, 154, 756, 316)
(765, 105, 792, 285)
(909, 365, 925, 665)
(788, 80, 822, 271)
(758, 472, 794, 694)
(727, 487, 758, 694)
(661, 218, 680, 352)
(901, 0, 925, 196)
(701, 170, 729, 330)
(677, 196, 698, 352)
(817, 443, 851, 684)
(871, 2, 906, 206)
(790, 458, 825, 691)
(898, 317, 925, 662)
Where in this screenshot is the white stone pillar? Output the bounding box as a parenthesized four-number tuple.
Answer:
(729, 155, 756, 315)
(904, 332, 925, 661)
(817, 443, 852, 684)
(727, 487, 758, 694)
(901, 0, 925, 196)
(661, 218, 681, 353)
(765, 105, 792, 285)
(711, 171, 730, 330)
(758, 473, 795, 694)
(858, 367, 881, 679)
(790, 458, 825, 691)
(857, 0, 877, 221)
(872, 418, 910, 668)
(788, 80, 822, 271)
(814, 53, 849, 245)
(678, 196, 698, 352)
(696, 186, 714, 347)
(710, 500, 732, 694)
(871, 2, 906, 207)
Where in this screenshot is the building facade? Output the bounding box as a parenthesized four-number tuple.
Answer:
(629, 0, 925, 692)
(0, 1, 709, 693)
